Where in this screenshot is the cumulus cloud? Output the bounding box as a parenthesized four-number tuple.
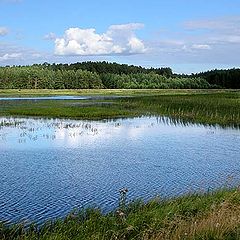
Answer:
(0, 27, 9, 36)
(54, 23, 146, 56)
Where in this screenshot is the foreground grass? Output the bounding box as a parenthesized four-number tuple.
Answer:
(0, 89, 239, 126)
(1, 189, 240, 240)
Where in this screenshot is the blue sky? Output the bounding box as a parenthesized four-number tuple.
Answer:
(0, 0, 240, 73)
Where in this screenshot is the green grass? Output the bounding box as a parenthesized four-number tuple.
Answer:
(0, 89, 239, 126)
(0, 89, 188, 96)
(1, 188, 240, 240)
(0, 89, 235, 97)
(121, 91, 240, 126)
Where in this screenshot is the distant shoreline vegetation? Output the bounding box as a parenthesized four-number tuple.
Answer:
(0, 61, 239, 89)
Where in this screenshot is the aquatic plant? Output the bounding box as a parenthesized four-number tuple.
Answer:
(0, 90, 239, 127)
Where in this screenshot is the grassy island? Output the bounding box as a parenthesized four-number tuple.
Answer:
(0, 89, 239, 127)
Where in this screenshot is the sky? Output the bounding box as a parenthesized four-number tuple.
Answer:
(0, 0, 240, 73)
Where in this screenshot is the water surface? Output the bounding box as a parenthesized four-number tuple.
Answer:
(0, 95, 123, 101)
(0, 95, 93, 101)
(0, 116, 239, 224)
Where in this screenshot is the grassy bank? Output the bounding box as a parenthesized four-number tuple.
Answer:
(1, 188, 240, 240)
(0, 89, 229, 97)
(120, 91, 240, 126)
(0, 89, 239, 126)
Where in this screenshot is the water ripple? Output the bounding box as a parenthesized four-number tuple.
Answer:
(0, 116, 239, 224)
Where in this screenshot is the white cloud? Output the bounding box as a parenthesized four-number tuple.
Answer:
(191, 44, 211, 50)
(54, 23, 146, 56)
(184, 16, 240, 45)
(128, 37, 145, 53)
(0, 53, 22, 61)
(0, 43, 46, 65)
(184, 16, 240, 33)
(0, 27, 9, 36)
(142, 16, 240, 67)
(108, 23, 144, 31)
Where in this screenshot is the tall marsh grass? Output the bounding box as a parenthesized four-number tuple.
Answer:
(121, 91, 240, 127)
(1, 188, 240, 240)
(0, 90, 239, 126)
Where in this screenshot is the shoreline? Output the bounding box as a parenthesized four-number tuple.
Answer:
(0, 89, 239, 126)
(1, 188, 240, 239)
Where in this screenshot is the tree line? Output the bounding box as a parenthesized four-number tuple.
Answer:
(193, 69, 240, 89)
(42, 61, 173, 77)
(0, 66, 210, 89)
(0, 67, 103, 89)
(0, 62, 239, 89)
(101, 73, 210, 89)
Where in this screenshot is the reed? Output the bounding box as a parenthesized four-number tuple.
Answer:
(1, 188, 240, 240)
(121, 91, 240, 127)
(0, 90, 239, 126)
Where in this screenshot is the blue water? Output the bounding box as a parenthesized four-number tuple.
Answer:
(0, 95, 90, 101)
(0, 116, 239, 225)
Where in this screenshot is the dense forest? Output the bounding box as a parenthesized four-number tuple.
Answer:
(194, 69, 240, 89)
(43, 61, 173, 77)
(0, 62, 239, 89)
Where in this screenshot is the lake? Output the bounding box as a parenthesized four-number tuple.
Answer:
(0, 95, 90, 101)
(0, 95, 123, 101)
(0, 116, 239, 225)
